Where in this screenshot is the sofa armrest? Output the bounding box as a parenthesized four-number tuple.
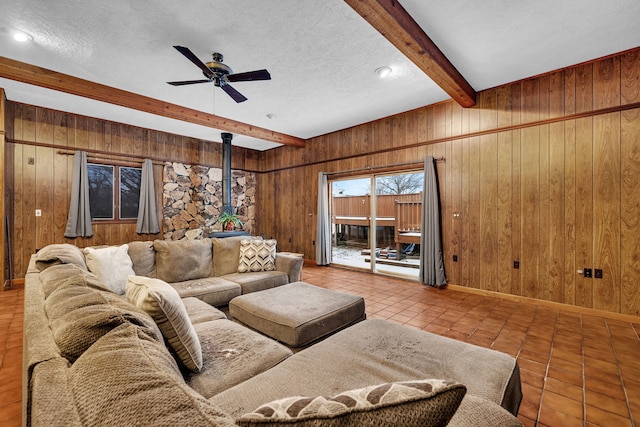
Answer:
(275, 253, 303, 283)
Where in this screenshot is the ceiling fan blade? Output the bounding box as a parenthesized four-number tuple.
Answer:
(227, 69, 271, 82)
(173, 45, 213, 77)
(167, 79, 212, 86)
(220, 82, 248, 103)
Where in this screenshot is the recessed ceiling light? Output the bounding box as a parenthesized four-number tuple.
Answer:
(375, 66, 392, 78)
(13, 31, 33, 42)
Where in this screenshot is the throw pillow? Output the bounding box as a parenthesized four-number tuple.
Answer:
(238, 239, 277, 273)
(35, 243, 87, 272)
(45, 284, 162, 362)
(68, 323, 238, 427)
(153, 239, 213, 283)
(236, 379, 466, 427)
(126, 275, 203, 372)
(83, 244, 136, 295)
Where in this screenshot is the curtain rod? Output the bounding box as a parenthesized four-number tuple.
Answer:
(57, 149, 164, 167)
(325, 157, 445, 176)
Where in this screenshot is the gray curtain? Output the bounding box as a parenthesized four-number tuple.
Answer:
(316, 172, 331, 265)
(136, 159, 160, 234)
(64, 151, 93, 238)
(419, 156, 446, 286)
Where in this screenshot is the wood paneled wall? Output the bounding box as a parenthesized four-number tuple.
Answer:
(5, 102, 259, 278)
(1, 89, 6, 285)
(256, 48, 640, 316)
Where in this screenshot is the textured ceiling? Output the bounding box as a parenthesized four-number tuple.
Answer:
(1, 0, 639, 150)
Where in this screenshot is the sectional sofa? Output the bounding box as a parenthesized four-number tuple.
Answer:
(23, 237, 523, 426)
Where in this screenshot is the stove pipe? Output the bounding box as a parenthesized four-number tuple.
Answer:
(221, 132, 233, 215)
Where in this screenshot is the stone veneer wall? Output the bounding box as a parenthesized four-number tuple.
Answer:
(162, 162, 255, 240)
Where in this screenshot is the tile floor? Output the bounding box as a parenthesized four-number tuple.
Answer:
(0, 283, 23, 427)
(2, 266, 639, 426)
(301, 266, 639, 427)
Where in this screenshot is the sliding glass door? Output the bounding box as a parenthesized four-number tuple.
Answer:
(330, 171, 423, 280)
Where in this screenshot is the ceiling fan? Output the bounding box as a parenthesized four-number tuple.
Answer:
(167, 45, 270, 103)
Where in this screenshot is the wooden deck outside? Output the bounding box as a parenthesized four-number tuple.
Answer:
(331, 193, 422, 254)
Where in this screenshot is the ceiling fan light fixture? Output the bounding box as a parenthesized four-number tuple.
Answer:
(375, 66, 392, 78)
(13, 31, 33, 42)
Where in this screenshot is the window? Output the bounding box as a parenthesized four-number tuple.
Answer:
(88, 163, 142, 221)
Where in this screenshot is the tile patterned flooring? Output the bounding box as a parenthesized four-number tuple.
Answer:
(301, 266, 639, 427)
(2, 266, 639, 426)
(0, 284, 23, 427)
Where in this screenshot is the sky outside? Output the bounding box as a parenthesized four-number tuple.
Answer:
(332, 178, 370, 196)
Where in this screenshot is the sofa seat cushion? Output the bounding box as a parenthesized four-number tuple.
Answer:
(187, 319, 292, 398)
(229, 282, 365, 347)
(209, 319, 522, 419)
(182, 297, 227, 324)
(126, 276, 204, 372)
(170, 277, 241, 307)
(45, 280, 161, 362)
(223, 271, 289, 294)
(154, 239, 213, 283)
(236, 379, 466, 427)
(68, 323, 238, 427)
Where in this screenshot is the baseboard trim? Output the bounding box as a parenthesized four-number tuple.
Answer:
(447, 284, 640, 324)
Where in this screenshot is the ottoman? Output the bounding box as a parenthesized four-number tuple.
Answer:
(229, 281, 366, 347)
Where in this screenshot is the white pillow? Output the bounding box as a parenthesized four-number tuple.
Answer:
(83, 244, 136, 295)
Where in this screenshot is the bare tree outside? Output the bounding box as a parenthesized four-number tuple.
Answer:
(374, 173, 423, 195)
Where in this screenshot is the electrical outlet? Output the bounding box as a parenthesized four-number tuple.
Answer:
(513, 261, 520, 269)
(595, 269, 603, 279)
(35, 209, 42, 217)
(584, 268, 592, 278)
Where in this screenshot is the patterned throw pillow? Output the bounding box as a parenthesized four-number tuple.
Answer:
(238, 239, 277, 273)
(236, 379, 466, 427)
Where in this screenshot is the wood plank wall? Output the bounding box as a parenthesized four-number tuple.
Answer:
(1, 89, 5, 285)
(256, 48, 640, 316)
(5, 102, 260, 278)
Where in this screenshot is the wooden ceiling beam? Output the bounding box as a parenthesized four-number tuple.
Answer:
(344, 0, 476, 107)
(0, 56, 305, 147)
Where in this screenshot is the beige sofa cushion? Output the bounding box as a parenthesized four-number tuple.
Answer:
(154, 239, 212, 283)
(68, 323, 237, 427)
(238, 239, 277, 273)
(221, 271, 289, 295)
(35, 243, 87, 272)
(127, 240, 156, 277)
(182, 297, 227, 324)
(126, 275, 203, 372)
(210, 319, 521, 419)
(45, 283, 161, 362)
(40, 263, 109, 299)
(236, 379, 466, 427)
(83, 244, 136, 295)
(212, 235, 258, 276)
(169, 276, 242, 306)
(187, 319, 292, 398)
